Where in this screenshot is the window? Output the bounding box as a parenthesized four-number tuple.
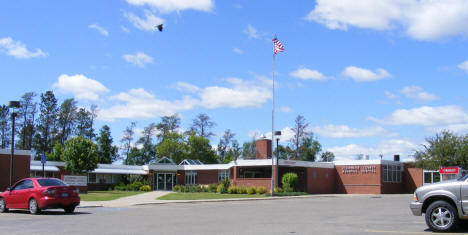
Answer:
(30, 171, 55, 178)
(185, 171, 197, 185)
(88, 173, 97, 183)
(218, 170, 229, 181)
(37, 179, 66, 186)
(382, 164, 402, 183)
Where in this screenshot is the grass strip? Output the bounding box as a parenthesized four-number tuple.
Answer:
(157, 192, 266, 200)
(80, 191, 144, 201)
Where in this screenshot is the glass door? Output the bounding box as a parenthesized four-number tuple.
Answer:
(155, 173, 176, 190)
(165, 174, 174, 191)
(157, 174, 165, 190)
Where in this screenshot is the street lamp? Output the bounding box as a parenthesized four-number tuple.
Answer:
(274, 131, 281, 189)
(8, 101, 20, 187)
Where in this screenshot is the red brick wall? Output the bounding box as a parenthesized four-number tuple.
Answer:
(197, 170, 218, 185)
(231, 178, 271, 192)
(256, 139, 271, 159)
(403, 166, 423, 193)
(0, 153, 30, 191)
(335, 165, 382, 194)
(177, 170, 185, 185)
(306, 168, 335, 194)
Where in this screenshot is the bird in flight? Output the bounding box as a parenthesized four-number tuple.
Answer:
(156, 24, 163, 32)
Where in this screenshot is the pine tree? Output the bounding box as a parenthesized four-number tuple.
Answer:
(33, 91, 59, 155)
(0, 105, 10, 149)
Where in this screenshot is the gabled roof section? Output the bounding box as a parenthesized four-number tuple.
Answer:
(155, 156, 175, 165)
(179, 159, 204, 165)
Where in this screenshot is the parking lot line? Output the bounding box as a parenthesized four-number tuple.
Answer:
(365, 229, 468, 234)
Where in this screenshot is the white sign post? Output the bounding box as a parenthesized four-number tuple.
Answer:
(63, 175, 87, 186)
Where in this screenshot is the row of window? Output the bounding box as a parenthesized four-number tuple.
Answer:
(184, 170, 230, 185)
(88, 173, 122, 184)
(382, 164, 402, 183)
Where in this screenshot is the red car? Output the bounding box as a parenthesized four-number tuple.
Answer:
(0, 178, 80, 214)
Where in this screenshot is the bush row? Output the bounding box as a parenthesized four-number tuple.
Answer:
(111, 182, 151, 192)
(172, 184, 268, 195)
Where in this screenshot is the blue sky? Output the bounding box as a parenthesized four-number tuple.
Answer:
(2, 0, 468, 161)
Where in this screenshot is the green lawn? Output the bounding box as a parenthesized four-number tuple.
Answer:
(80, 191, 145, 201)
(157, 192, 266, 200)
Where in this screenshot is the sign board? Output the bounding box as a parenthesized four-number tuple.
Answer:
(40, 154, 46, 164)
(439, 167, 459, 174)
(63, 175, 87, 186)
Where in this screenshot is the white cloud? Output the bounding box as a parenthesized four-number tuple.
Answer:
(232, 48, 244, 55)
(121, 26, 131, 33)
(279, 106, 292, 113)
(88, 24, 109, 36)
(264, 127, 295, 143)
(384, 91, 398, 99)
(327, 139, 419, 160)
(126, 0, 213, 13)
(399, 86, 438, 102)
(199, 78, 271, 108)
(124, 11, 164, 32)
(0, 37, 47, 59)
(98, 88, 198, 121)
(458, 60, 468, 73)
(52, 74, 110, 101)
(342, 66, 391, 82)
(244, 24, 260, 39)
(369, 105, 468, 127)
(174, 82, 200, 93)
(290, 67, 328, 81)
(312, 125, 396, 138)
(305, 0, 468, 41)
(123, 52, 154, 67)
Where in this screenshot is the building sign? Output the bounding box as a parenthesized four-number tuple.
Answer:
(63, 175, 87, 186)
(439, 167, 459, 174)
(283, 161, 296, 165)
(342, 165, 376, 174)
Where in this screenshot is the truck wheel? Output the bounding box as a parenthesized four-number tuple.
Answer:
(425, 200, 459, 232)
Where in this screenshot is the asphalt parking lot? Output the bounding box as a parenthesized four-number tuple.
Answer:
(1, 194, 467, 235)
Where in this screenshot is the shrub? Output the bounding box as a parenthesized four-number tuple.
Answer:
(133, 181, 143, 190)
(227, 186, 238, 194)
(221, 178, 230, 190)
(282, 173, 298, 191)
(256, 187, 267, 194)
(247, 186, 256, 195)
(201, 185, 209, 192)
(283, 186, 293, 193)
(139, 185, 151, 191)
(108, 186, 113, 191)
(173, 185, 181, 192)
(113, 185, 120, 191)
(217, 184, 227, 194)
(274, 187, 283, 193)
(208, 184, 218, 193)
(238, 186, 248, 194)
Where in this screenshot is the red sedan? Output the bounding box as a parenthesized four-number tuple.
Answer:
(0, 178, 80, 214)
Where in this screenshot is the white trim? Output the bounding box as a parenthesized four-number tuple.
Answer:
(31, 160, 65, 167)
(30, 165, 60, 172)
(0, 149, 31, 156)
(333, 160, 403, 166)
(91, 168, 147, 175)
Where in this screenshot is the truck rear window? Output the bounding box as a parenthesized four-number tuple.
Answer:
(37, 179, 67, 186)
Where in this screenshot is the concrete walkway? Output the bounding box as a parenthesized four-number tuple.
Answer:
(79, 191, 171, 208)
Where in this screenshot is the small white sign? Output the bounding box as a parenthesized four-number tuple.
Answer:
(63, 175, 87, 186)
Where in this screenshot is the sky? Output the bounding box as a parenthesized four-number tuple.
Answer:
(2, 0, 468, 161)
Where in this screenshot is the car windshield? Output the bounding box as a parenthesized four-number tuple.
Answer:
(37, 179, 67, 186)
(457, 174, 468, 181)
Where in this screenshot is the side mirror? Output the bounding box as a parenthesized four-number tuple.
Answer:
(7, 188, 10, 192)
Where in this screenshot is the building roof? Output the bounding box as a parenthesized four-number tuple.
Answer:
(0, 149, 31, 156)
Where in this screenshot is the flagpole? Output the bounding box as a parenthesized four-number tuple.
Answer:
(271, 42, 276, 197)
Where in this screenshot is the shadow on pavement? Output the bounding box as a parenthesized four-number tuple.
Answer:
(5, 209, 91, 216)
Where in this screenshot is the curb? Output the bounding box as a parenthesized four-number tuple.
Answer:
(77, 205, 103, 208)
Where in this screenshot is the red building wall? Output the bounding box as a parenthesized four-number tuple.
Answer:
(403, 166, 423, 193)
(0, 152, 30, 191)
(335, 165, 382, 194)
(231, 178, 271, 192)
(306, 167, 335, 194)
(197, 170, 218, 185)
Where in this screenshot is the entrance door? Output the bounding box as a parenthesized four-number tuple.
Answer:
(155, 173, 175, 190)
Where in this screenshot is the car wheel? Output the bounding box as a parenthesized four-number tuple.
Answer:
(425, 200, 459, 232)
(64, 206, 75, 214)
(29, 198, 40, 215)
(0, 198, 7, 213)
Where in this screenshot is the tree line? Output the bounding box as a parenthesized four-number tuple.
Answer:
(1, 91, 335, 170)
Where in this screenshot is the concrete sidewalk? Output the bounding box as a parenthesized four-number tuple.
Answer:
(78, 191, 171, 208)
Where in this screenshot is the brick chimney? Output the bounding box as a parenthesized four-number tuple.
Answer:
(256, 135, 272, 159)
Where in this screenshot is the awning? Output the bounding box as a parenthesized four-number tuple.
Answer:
(91, 168, 147, 175)
(30, 165, 60, 172)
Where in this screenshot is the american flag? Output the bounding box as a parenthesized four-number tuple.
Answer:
(272, 37, 284, 54)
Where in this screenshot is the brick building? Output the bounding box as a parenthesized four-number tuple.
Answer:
(1, 138, 425, 194)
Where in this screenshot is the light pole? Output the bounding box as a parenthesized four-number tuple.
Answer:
(8, 101, 20, 188)
(274, 131, 281, 188)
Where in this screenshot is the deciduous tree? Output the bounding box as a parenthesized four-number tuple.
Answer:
(62, 136, 99, 174)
